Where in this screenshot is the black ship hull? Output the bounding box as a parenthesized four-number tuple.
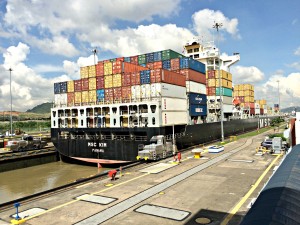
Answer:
(51, 117, 273, 166)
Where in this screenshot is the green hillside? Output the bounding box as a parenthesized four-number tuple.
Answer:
(26, 102, 52, 114)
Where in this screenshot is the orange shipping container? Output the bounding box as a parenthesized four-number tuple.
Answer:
(131, 72, 140, 85)
(122, 73, 131, 86)
(74, 92, 82, 104)
(105, 88, 114, 102)
(180, 69, 206, 84)
(121, 86, 131, 99)
(112, 74, 122, 87)
(153, 61, 162, 69)
(113, 87, 122, 100)
(88, 65, 96, 77)
(153, 69, 186, 87)
(89, 77, 96, 90)
(88, 90, 96, 103)
(81, 91, 89, 104)
(96, 77, 104, 89)
(112, 61, 122, 74)
(206, 87, 216, 96)
(67, 80, 74, 92)
(104, 75, 113, 88)
(122, 62, 148, 73)
(130, 56, 138, 65)
(96, 62, 104, 76)
(81, 78, 89, 91)
(170, 58, 180, 70)
(146, 62, 154, 70)
(67, 92, 75, 106)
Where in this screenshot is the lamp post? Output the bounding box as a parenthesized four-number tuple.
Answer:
(213, 22, 224, 143)
(9, 68, 13, 136)
(277, 80, 280, 114)
(92, 48, 98, 65)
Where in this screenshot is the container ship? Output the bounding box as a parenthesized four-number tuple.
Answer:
(51, 42, 274, 166)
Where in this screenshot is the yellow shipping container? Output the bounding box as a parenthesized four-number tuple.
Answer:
(243, 84, 253, 91)
(81, 91, 89, 103)
(244, 90, 254, 97)
(207, 79, 216, 87)
(227, 80, 232, 89)
(67, 80, 74, 92)
(234, 84, 240, 91)
(80, 66, 89, 79)
(259, 99, 266, 105)
(216, 78, 231, 88)
(104, 62, 113, 75)
(227, 72, 232, 81)
(240, 103, 244, 108)
(245, 96, 254, 103)
(89, 77, 96, 90)
(88, 65, 96, 77)
(233, 90, 239, 97)
(104, 75, 113, 88)
(112, 74, 122, 87)
(239, 90, 245, 96)
(75, 92, 82, 104)
(88, 90, 97, 103)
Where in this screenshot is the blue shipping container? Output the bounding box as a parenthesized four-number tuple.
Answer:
(188, 93, 207, 105)
(162, 60, 171, 70)
(124, 57, 131, 62)
(146, 53, 154, 63)
(60, 81, 68, 93)
(140, 70, 151, 84)
(96, 89, 105, 102)
(180, 58, 206, 74)
(54, 82, 60, 94)
(153, 51, 162, 62)
(189, 104, 207, 116)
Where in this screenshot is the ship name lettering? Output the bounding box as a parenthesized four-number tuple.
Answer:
(88, 142, 107, 147)
(92, 149, 104, 153)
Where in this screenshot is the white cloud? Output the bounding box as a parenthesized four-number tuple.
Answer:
(294, 46, 300, 55)
(3, 42, 29, 68)
(32, 64, 63, 74)
(191, 9, 241, 41)
(63, 60, 80, 80)
(287, 62, 300, 70)
(231, 66, 264, 84)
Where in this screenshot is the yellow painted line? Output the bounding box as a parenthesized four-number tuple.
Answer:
(220, 154, 282, 225)
(75, 182, 92, 189)
(22, 172, 149, 222)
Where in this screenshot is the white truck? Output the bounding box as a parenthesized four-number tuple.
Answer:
(5, 135, 47, 152)
(136, 135, 177, 161)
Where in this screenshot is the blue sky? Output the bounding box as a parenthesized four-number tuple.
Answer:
(0, 0, 299, 111)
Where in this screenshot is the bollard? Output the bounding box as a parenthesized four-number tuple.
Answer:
(177, 152, 181, 162)
(14, 202, 21, 220)
(119, 166, 123, 177)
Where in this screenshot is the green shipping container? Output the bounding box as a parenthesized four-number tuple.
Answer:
(161, 49, 184, 61)
(138, 54, 146, 65)
(216, 87, 233, 97)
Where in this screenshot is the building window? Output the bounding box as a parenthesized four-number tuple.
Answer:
(194, 54, 199, 59)
(187, 49, 193, 53)
(194, 48, 199, 52)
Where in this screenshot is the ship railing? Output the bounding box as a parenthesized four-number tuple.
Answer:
(59, 134, 148, 141)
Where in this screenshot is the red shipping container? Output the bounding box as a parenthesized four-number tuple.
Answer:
(113, 87, 122, 100)
(96, 61, 104, 76)
(260, 108, 264, 115)
(74, 80, 82, 92)
(146, 62, 154, 70)
(112, 61, 122, 74)
(121, 73, 131, 86)
(236, 96, 245, 103)
(121, 86, 131, 99)
(96, 77, 105, 89)
(130, 56, 138, 65)
(105, 88, 114, 101)
(180, 69, 206, 84)
(153, 61, 162, 69)
(170, 58, 180, 70)
(206, 87, 216, 96)
(131, 72, 141, 85)
(122, 62, 147, 73)
(116, 57, 124, 62)
(207, 70, 215, 79)
(153, 69, 185, 87)
(67, 92, 75, 106)
(244, 102, 255, 108)
(250, 108, 255, 115)
(103, 59, 110, 63)
(81, 78, 89, 91)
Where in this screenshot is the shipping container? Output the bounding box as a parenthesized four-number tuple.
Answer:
(138, 54, 146, 65)
(81, 78, 89, 91)
(215, 78, 232, 89)
(116, 57, 124, 62)
(206, 87, 216, 96)
(162, 60, 171, 70)
(122, 73, 131, 86)
(96, 62, 104, 76)
(151, 69, 186, 87)
(96, 89, 105, 102)
(67, 92, 75, 106)
(54, 82, 60, 94)
(188, 93, 207, 105)
(150, 83, 186, 99)
(113, 87, 122, 101)
(162, 111, 187, 126)
(216, 87, 233, 97)
(112, 61, 122, 74)
(96, 76, 105, 89)
(153, 51, 162, 62)
(244, 96, 254, 103)
(122, 62, 148, 73)
(146, 52, 154, 63)
(88, 65, 96, 77)
(161, 49, 184, 61)
(81, 91, 89, 104)
(244, 90, 254, 97)
(153, 61, 162, 69)
(146, 62, 154, 70)
(140, 70, 151, 84)
(189, 104, 207, 116)
(207, 70, 215, 79)
(130, 56, 138, 65)
(104, 62, 113, 75)
(131, 85, 142, 100)
(104, 75, 113, 88)
(59, 82, 67, 93)
(89, 77, 96, 90)
(260, 108, 264, 115)
(67, 81, 74, 93)
(170, 58, 180, 70)
(131, 72, 141, 85)
(179, 57, 206, 74)
(105, 88, 114, 102)
(207, 79, 216, 87)
(74, 92, 82, 104)
(121, 86, 131, 100)
(54, 93, 67, 106)
(161, 97, 187, 111)
(141, 84, 151, 98)
(88, 90, 96, 103)
(124, 57, 131, 62)
(244, 102, 255, 108)
(180, 69, 206, 84)
(74, 80, 82, 92)
(186, 81, 206, 94)
(80, 66, 89, 79)
(222, 104, 233, 113)
(112, 74, 122, 87)
(207, 96, 232, 105)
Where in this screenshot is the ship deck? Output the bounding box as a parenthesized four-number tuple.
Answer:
(0, 129, 285, 225)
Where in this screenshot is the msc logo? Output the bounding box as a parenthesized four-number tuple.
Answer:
(259, 118, 271, 128)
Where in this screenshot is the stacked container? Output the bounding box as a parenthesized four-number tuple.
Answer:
(234, 84, 255, 115)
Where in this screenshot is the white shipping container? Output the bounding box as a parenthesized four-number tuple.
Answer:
(54, 93, 67, 106)
(263, 108, 268, 114)
(186, 81, 206, 94)
(222, 104, 233, 113)
(207, 96, 233, 105)
(255, 103, 260, 109)
(151, 83, 186, 99)
(255, 108, 260, 115)
(161, 97, 187, 111)
(131, 85, 141, 99)
(161, 111, 188, 126)
(141, 84, 151, 98)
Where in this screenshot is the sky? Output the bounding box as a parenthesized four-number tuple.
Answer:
(0, 0, 299, 112)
